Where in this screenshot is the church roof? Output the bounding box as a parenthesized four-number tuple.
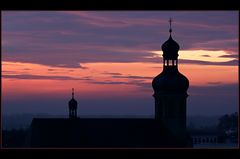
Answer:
(30, 118, 190, 148)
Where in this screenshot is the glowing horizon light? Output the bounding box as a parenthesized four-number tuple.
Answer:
(2, 60, 237, 89)
(150, 50, 236, 62)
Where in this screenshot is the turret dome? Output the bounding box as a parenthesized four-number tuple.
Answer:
(161, 35, 180, 60)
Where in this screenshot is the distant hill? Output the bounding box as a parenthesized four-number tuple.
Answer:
(2, 114, 65, 130)
(187, 115, 221, 129)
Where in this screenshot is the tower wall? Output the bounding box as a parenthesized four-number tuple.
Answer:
(154, 92, 188, 140)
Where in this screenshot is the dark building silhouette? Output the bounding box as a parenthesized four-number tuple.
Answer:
(30, 118, 189, 147)
(29, 19, 192, 148)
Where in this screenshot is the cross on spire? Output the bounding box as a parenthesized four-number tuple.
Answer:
(169, 18, 173, 34)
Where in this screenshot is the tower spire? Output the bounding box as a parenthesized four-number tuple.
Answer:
(169, 18, 173, 35)
(72, 88, 74, 98)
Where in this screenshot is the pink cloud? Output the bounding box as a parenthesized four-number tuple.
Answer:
(176, 21, 237, 31)
(190, 38, 238, 53)
(63, 11, 237, 32)
(62, 11, 166, 28)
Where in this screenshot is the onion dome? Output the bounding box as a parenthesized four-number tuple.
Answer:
(161, 35, 180, 60)
(152, 69, 189, 93)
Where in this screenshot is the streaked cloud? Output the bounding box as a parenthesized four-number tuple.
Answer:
(2, 74, 91, 81)
(178, 59, 238, 66)
(151, 50, 236, 63)
(207, 82, 223, 86)
(102, 72, 123, 76)
(219, 54, 238, 58)
(111, 75, 153, 80)
(2, 11, 238, 68)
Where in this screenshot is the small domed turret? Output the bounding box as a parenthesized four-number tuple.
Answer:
(68, 88, 78, 118)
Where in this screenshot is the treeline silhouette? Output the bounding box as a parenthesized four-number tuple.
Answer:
(2, 128, 30, 147)
(188, 112, 238, 143)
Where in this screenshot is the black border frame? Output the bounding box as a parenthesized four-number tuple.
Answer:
(1, 0, 239, 158)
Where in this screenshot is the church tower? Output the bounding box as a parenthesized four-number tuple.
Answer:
(152, 19, 189, 139)
(68, 88, 78, 118)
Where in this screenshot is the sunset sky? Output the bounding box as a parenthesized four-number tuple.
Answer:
(2, 11, 238, 117)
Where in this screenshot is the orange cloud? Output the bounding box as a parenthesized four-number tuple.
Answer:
(151, 50, 236, 62)
(2, 61, 238, 100)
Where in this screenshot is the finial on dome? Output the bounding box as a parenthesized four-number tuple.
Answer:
(72, 88, 74, 98)
(169, 18, 173, 35)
